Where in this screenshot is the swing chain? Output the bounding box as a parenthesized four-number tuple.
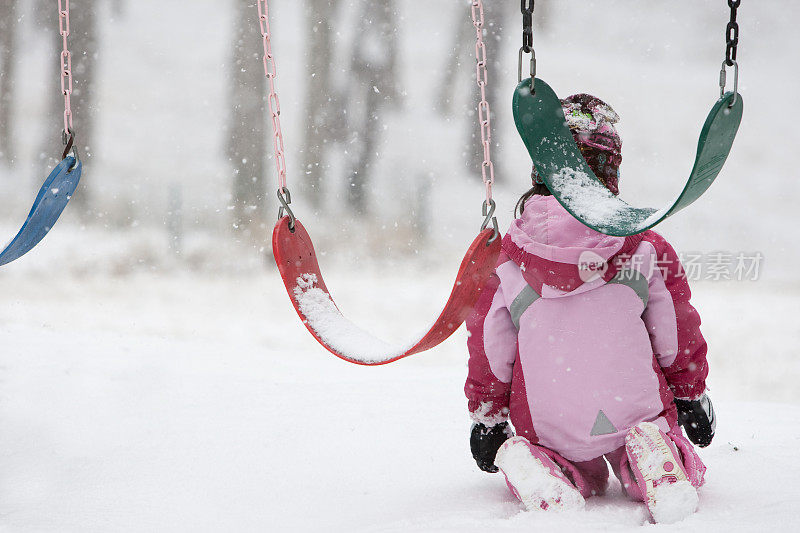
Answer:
(277, 187, 296, 232)
(719, 0, 741, 107)
(471, 1, 496, 213)
(471, 0, 499, 243)
(518, 0, 536, 90)
(58, 0, 76, 163)
(256, 0, 291, 223)
(481, 199, 499, 243)
(725, 0, 740, 67)
(521, 0, 534, 53)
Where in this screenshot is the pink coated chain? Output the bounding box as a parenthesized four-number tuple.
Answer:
(471, 0, 495, 204)
(257, 0, 288, 192)
(58, 0, 73, 135)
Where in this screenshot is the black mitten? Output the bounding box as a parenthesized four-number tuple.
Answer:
(675, 393, 716, 448)
(470, 422, 512, 473)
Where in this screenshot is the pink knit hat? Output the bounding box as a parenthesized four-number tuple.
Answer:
(532, 94, 622, 195)
(561, 94, 622, 195)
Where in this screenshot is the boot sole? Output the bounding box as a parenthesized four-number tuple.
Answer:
(625, 422, 699, 524)
(495, 437, 585, 512)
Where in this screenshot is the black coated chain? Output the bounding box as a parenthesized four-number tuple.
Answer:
(725, 0, 740, 66)
(521, 0, 534, 53)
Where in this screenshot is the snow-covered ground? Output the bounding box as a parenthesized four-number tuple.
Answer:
(0, 270, 798, 532)
(1, 0, 799, 531)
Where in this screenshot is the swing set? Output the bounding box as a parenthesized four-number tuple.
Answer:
(1, 2, 743, 365)
(265, 0, 743, 365)
(0, 0, 82, 267)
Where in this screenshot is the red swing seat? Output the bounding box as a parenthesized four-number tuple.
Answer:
(273, 217, 501, 365)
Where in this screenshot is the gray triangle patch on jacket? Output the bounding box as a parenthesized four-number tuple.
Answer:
(590, 410, 618, 436)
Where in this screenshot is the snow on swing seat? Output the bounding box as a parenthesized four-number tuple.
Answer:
(292, 273, 419, 363)
(273, 217, 501, 365)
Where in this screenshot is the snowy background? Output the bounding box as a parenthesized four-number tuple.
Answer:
(0, 1, 798, 531)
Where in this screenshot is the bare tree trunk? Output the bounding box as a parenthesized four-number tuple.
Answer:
(302, 0, 342, 210)
(345, 0, 399, 215)
(39, 0, 97, 217)
(227, 0, 268, 238)
(0, 0, 19, 165)
(344, 87, 381, 214)
(436, 9, 473, 117)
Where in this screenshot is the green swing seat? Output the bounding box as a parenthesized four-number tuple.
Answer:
(512, 78, 743, 237)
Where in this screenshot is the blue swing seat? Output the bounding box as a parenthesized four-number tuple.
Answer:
(0, 156, 82, 266)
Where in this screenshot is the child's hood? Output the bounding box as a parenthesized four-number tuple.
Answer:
(502, 195, 644, 296)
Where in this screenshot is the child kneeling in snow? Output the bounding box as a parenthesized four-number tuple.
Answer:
(465, 94, 716, 524)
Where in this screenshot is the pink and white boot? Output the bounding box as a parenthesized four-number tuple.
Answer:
(494, 436, 585, 512)
(625, 422, 699, 524)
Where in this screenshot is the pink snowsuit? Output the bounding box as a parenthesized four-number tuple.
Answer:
(465, 195, 707, 499)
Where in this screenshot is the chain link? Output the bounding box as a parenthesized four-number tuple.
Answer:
(518, 0, 536, 88)
(521, 0, 534, 53)
(257, 0, 288, 194)
(725, 0, 740, 66)
(471, 0, 495, 205)
(58, 0, 73, 138)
